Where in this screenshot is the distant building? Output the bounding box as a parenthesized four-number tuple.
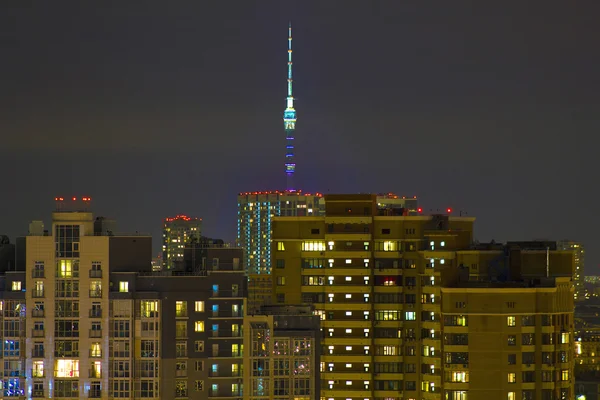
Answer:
(243, 305, 321, 400)
(162, 215, 202, 270)
(558, 240, 585, 301)
(237, 191, 323, 276)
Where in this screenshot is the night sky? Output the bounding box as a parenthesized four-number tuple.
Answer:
(1, 2, 597, 270)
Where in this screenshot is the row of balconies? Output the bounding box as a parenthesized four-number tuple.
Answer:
(31, 368, 103, 379)
(31, 329, 103, 338)
(31, 270, 103, 279)
(32, 309, 103, 318)
(31, 390, 101, 398)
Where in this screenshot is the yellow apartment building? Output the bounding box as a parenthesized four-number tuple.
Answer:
(270, 194, 576, 400)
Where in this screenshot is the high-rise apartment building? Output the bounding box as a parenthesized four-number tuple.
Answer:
(441, 270, 574, 400)
(270, 194, 576, 400)
(237, 191, 323, 276)
(243, 305, 321, 400)
(162, 215, 202, 270)
(3, 198, 245, 399)
(558, 241, 585, 301)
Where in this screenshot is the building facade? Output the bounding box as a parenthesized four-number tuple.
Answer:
(270, 194, 576, 400)
(558, 241, 585, 301)
(441, 275, 575, 400)
(162, 215, 202, 270)
(5, 199, 244, 400)
(243, 305, 321, 400)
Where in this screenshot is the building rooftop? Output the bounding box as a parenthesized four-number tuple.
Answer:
(164, 214, 201, 222)
(238, 190, 323, 197)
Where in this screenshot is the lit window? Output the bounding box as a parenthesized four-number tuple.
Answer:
(55, 359, 80, 378)
(508, 372, 516, 383)
(195, 301, 205, 312)
(302, 241, 326, 251)
(346, 311, 352, 316)
(561, 369, 569, 381)
(346, 381, 352, 385)
(508, 392, 516, 400)
(405, 311, 416, 321)
(11, 281, 21, 291)
(561, 332, 570, 344)
(119, 281, 129, 292)
(345, 346, 352, 351)
(346, 364, 352, 368)
(195, 321, 204, 332)
(277, 242, 285, 251)
(345, 276, 352, 281)
(451, 371, 468, 383)
(90, 343, 101, 357)
(346, 329, 352, 333)
(175, 301, 187, 317)
(345, 259, 352, 264)
(440, 259, 445, 264)
(32, 361, 44, 378)
(383, 241, 397, 251)
(345, 294, 352, 299)
(441, 241, 445, 246)
(507, 316, 516, 327)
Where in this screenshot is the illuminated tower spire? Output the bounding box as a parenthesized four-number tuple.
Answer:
(283, 22, 297, 191)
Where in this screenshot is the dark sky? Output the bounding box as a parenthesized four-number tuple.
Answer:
(1, 2, 597, 271)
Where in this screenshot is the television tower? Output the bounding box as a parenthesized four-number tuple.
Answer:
(283, 22, 297, 191)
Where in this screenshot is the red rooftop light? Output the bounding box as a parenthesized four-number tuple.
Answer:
(447, 208, 452, 213)
(417, 208, 423, 213)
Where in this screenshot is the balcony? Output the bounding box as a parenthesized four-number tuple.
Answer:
(32, 329, 45, 337)
(89, 309, 102, 318)
(209, 390, 243, 397)
(175, 311, 188, 318)
(89, 329, 102, 338)
(32, 390, 44, 398)
(89, 369, 102, 379)
(89, 350, 102, 358)
(175, 389, 188, 398)
(32, 270, 45, 279)
(211, 350, 243, 358)
(32, 290, 44, 298)
(89, 290, 102, 298)
(210, 310, 244, 318)
(54, 391, 79, 398)
(89, 390, 101, 398)
(211, 330, 242, 338)
(32, 351, 44, 358)
(210, 290, 242, 299)
(31, 369, 45, 378)
(32, 309, 45, 318)
(89, 270, 102, 278)
(209, 370, 242, 378)
(175, 369, 187, 377)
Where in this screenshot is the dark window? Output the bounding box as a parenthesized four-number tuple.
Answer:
(381, 228, 390, 235)
(276, 294, 285, 303)
(276, 259, 285, 269)
(311, 228, 320, 234)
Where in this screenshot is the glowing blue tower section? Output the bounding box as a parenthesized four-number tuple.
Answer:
(284, 23, 297, 191)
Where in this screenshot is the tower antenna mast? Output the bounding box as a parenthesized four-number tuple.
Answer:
(283, 22, 297, 191)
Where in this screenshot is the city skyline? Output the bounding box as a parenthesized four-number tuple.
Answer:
(1, 2, 597, 270)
